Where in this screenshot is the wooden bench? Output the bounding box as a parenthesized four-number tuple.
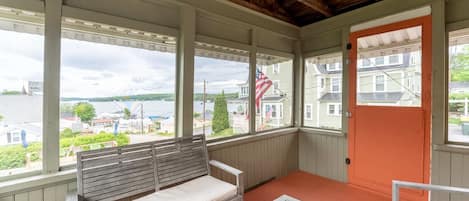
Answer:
(77, 135, 244, 201)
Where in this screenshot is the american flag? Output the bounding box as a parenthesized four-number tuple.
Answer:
(256, 68, 272, 107)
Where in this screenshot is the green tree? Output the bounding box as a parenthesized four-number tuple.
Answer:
(212, 91, 230, 133)
(123, 108, 131, 120)
(73, 102, 96, 123)
(0, 114, 3, 121)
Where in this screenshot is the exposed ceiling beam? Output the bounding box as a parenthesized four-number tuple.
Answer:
(228, 0, 297, 25)
(296, 0, 332, 17)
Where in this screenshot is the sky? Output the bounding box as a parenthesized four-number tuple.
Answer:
(0, 28, 249, 98)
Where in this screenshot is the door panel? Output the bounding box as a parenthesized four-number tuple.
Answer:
(348, 16, 431, 201)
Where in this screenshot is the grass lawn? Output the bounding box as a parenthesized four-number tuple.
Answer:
(449, 117, 462, 125)
(211, 128, 234, 138)
(157, 132, 175, 137)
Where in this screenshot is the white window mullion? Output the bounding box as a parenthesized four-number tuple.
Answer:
(43, 0, 63, 174)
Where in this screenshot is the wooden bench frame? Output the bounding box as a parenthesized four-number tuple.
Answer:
(77, 135, 244, 201)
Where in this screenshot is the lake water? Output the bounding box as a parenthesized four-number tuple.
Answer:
(0, 95, 243, 123)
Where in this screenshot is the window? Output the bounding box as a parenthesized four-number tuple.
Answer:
(273, 64, 280, 74)
(448, 27, 469, 144)
(327, 103, 341, 116)
(59, 18, 177, 166)
(361, 58, 372, 67)
(256, 53, 293, 131)
(374, 75, 386, 92)
(326, 63, 339, 71)
(194, 43, 249, 139)
(389, 54, 401, 64)
(375, 56, 385, 65)
(304, 52, 342, 130)
(273, 80, 280, 94)
(0, 7, 44, 177)
(305, 104, 313, 120)
(331, 78, 341, 92)
(356, 26, 422, 107)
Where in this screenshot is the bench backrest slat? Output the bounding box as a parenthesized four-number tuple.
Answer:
(154, 135, 209, 189)
(77, 135, 209, 200)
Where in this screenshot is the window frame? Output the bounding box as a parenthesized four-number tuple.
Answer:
(373, 74, 386, 92)
(302, 49, 344, 132)
(305, 104, 313, 120)
(255, 49, 295, 133)
(331, 77, 342, 92)
(446, 26, 469, 146)
(327, 103, 341, 116)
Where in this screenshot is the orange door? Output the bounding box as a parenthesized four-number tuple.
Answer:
(348, 16, 431, 201)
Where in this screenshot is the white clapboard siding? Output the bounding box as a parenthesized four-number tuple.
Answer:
(299, 132, 347, 182)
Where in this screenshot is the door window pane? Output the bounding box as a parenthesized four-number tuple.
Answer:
(0, 7, 44, 177)
(193, 43, 249, 139)
(356, 26, 422, 107)
(60, 18, 176, 166)
(304, 52, 343, 130)
(256, 54, 293, 131)
(448, 27, 469, 143)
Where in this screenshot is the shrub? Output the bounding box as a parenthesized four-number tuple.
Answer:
(0, 145, 26, 170)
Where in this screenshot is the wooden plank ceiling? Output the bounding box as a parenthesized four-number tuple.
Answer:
(229, 0, 382, 26)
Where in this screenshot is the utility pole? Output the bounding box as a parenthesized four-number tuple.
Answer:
(140, 103, 144, 135)
(203, 80, 206, 135)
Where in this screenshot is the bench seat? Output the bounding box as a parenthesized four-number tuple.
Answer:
(135, 175, 237, 201)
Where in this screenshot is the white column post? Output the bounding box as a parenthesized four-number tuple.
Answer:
(43, 0, 62, 174)
(249, 28, 257, 134)
(176, 5, 195, 137)
(293, 40, 303, 127)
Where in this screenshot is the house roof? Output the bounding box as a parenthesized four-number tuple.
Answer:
(319, 92, 404, 102)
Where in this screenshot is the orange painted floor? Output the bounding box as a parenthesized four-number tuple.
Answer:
(245, 171, 391, 201)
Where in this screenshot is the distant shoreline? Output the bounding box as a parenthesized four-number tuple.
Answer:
(60, 92, 239, 102)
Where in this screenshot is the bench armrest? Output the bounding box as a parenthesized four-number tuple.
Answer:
(209, 160, 244, 195)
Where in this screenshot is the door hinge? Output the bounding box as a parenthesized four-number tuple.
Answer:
(346, 111, 352, 118)
(346, 43, 352, 50)
(345, 158, 351, 165)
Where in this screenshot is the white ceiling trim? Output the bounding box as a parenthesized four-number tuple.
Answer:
(350, 6, 431, 33)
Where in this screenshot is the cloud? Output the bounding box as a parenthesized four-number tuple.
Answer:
(0, 28, 247, 97)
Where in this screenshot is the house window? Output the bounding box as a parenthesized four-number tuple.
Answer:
(273, 64, 280, 74)
(375, 56, 385, 66)
(273, 80, 280, 94)
(374, 75, 385, 92)
(10, 132, 21, 144)
(256, 53, 293, 131)
(327, 103, 341, 116)
(389, 54, 401, 64)
(305, 104, 313, 120)
(447, 27, 469, 144)
(271, 104, 277, 118)
(0, 6, 44, 176)
(361, 58, 372, 67)
(304, 52, 342, 130)
(331, 78, 341, 92)
(326, 63, 341, 71)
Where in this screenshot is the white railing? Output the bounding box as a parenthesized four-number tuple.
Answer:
(392, 180, 469, 201)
